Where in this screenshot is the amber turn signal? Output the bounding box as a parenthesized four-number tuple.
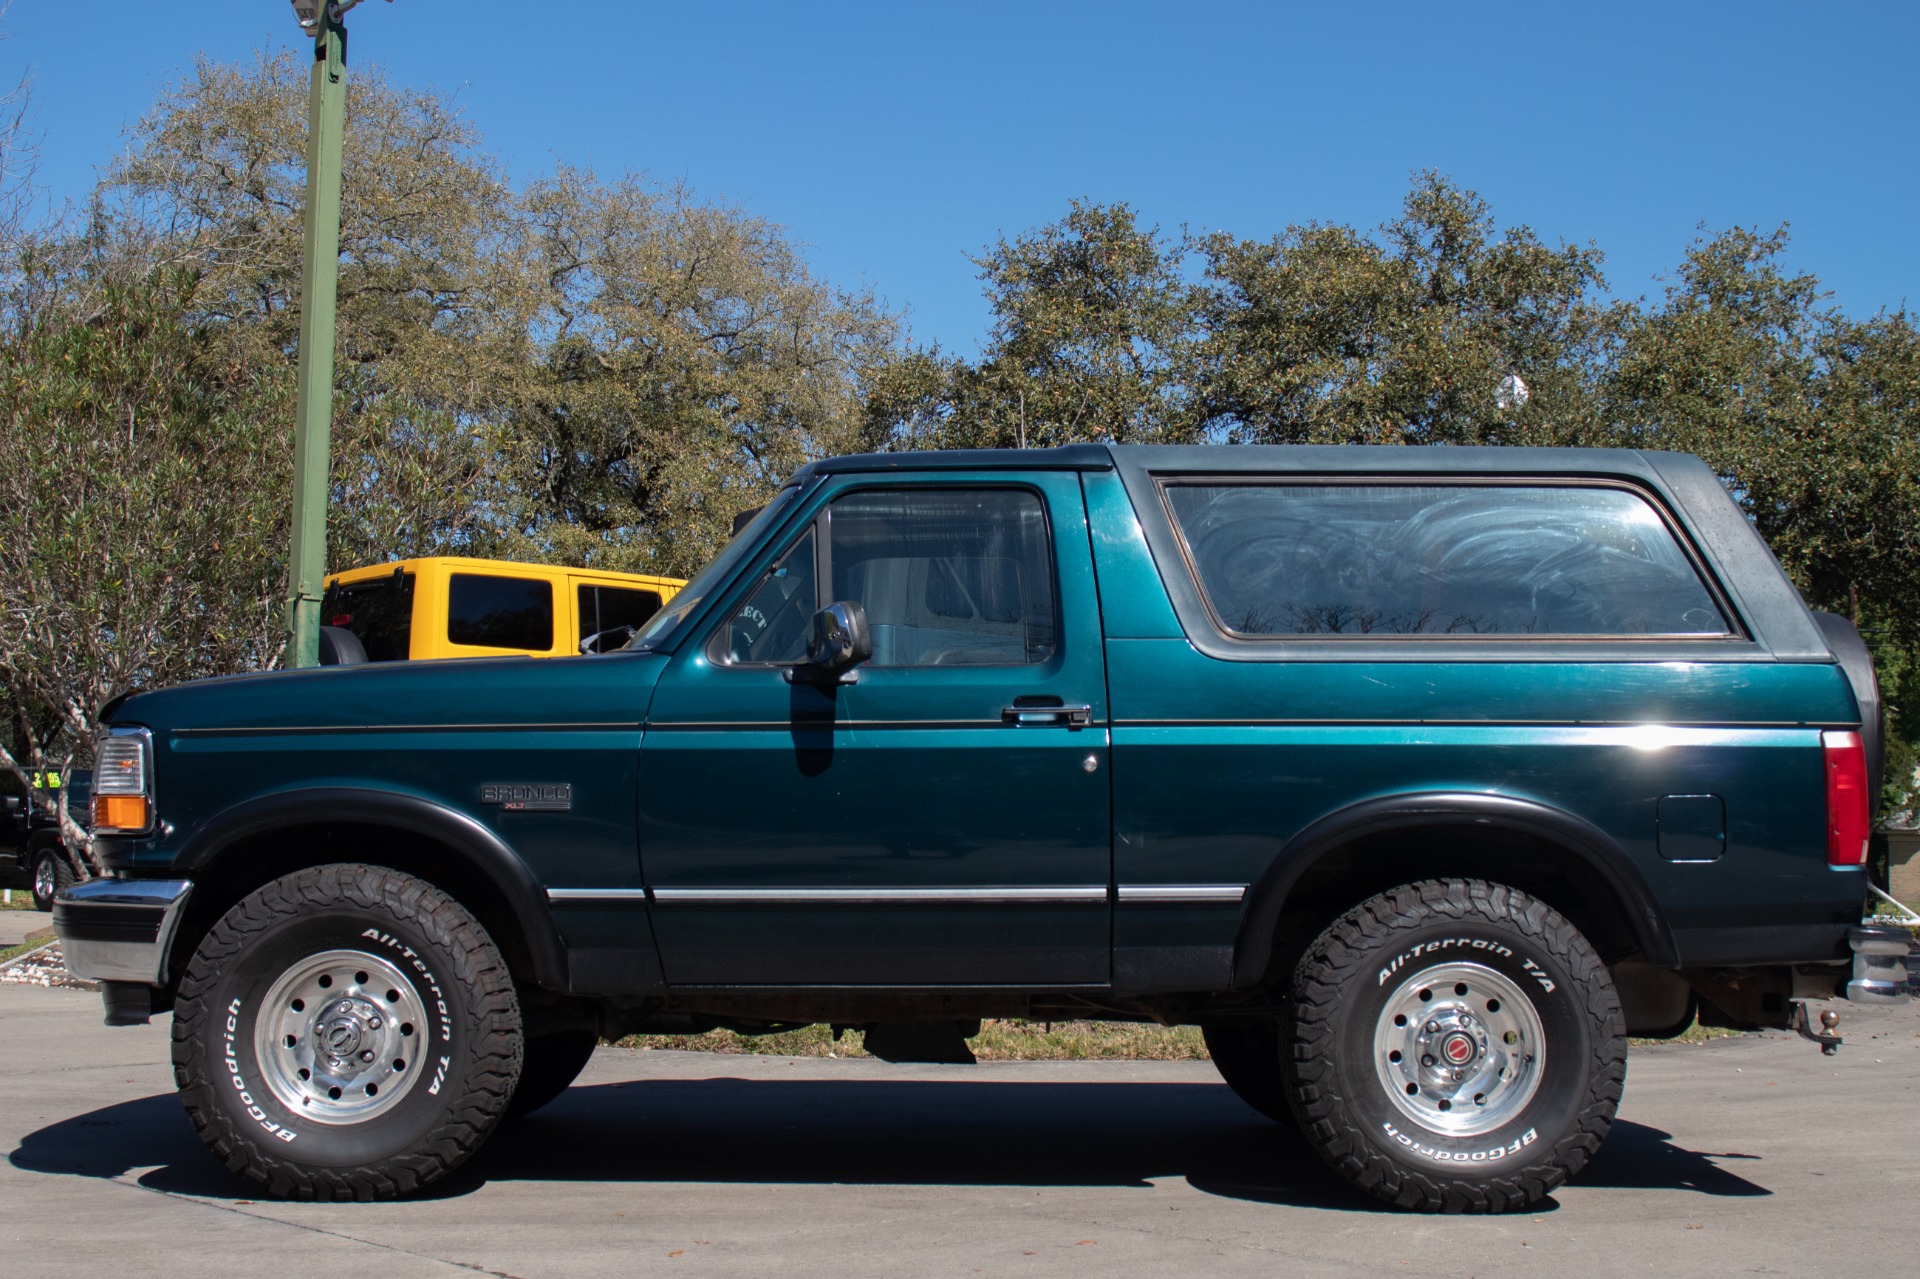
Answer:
(94, 794, 149, 832)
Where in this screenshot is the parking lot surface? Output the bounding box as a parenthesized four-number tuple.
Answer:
(0, 908, 52, 947)
(4, 981, 1917, 1279)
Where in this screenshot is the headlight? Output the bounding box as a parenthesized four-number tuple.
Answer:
(92, 727, 155, 834)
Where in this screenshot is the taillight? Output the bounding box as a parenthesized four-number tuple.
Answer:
(1823, 730, 1870, 867)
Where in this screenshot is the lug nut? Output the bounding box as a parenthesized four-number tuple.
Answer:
(360, 1050, 375, 1063)
(1421, 1055, 1436, 1068)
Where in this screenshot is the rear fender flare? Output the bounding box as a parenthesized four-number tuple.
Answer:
(1231, 791, 1680, 986)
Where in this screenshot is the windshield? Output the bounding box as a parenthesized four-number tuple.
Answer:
(624, 484, 806, 651)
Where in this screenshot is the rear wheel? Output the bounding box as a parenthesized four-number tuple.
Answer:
(1287, 878, 1624, 1213)
(172, 864, 522, 1200)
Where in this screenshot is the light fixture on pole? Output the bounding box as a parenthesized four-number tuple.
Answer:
(291, 0, 372, 38)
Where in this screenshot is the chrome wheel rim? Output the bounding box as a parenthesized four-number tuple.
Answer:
(33, 856, 54, 903)
(255, 948, 430, 1125)
(1372, 961, 1544, 1138)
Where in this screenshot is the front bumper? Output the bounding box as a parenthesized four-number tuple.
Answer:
(51, 877, 194, 986)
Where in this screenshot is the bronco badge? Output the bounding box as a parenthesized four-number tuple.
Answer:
(480, 782, 573, 812)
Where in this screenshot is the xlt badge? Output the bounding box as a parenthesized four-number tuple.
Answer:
(480, 783, 572, 813)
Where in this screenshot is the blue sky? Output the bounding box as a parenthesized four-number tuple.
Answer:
(6, 2, 1917, 354)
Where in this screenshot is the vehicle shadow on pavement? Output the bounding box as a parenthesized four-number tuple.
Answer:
(7, 1078, 1769, 1208)
(1576, 1121, 1769, 1196)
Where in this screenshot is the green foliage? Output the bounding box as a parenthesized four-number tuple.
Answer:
(0, 257, 290, 859)
(870, 201, 1199, 449)
(493, 170, 899, 576)
(1194, 173, 1623, 446)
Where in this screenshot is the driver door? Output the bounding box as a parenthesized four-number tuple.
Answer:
(638, 471, 1112, 987)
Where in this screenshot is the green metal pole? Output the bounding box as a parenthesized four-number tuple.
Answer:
(284, 11, 348, 668)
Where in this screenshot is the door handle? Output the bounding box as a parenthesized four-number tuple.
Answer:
(1002, 702, 1092, 727)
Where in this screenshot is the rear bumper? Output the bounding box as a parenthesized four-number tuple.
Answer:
(51, 877, 193, 986)
(1849, 924, 1919, 1005)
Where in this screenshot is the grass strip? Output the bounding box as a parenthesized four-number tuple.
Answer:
(615, 1015, 1743, 1060)
(616, 1019, 1210, 1061)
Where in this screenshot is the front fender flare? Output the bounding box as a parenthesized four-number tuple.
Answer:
(175, 786, 568, 991)
(1231, 791, 1680, 987)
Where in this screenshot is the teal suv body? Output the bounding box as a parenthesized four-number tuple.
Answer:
(55, 445, 1907, 1211)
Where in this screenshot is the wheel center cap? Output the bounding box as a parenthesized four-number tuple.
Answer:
(317, 998, 378, 1060)
(1441, 1032, 1476, 1066)
(321, 1017, 364, 1057)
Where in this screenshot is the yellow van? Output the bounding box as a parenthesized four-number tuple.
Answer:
(319, 557, 684, 662)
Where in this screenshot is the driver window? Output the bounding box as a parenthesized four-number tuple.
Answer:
(828, 488, 1057, 667)
(717, 527, 817, 664)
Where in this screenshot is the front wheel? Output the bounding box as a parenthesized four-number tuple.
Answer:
(171, 864, 522, 1201)
(1287, 878, 1624, 1213)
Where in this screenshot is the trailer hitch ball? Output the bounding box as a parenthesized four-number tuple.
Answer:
(1787, 1001, 1842, 1055)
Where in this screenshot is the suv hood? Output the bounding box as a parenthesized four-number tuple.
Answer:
(107, 652, 671, 734)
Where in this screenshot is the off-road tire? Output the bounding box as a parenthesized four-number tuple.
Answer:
(505, 1029, 599, 1120)
(29, 838, 71, 912)
(1203, 1022, 1297, 1129)
(1287, 878, 1624, 1213)
(172, 864, 522, 1201)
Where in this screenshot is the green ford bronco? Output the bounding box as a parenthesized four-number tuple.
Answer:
(54, 445, 1915, 1211)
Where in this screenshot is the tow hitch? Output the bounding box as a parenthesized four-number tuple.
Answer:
(1788, 1003, 1844, 1055)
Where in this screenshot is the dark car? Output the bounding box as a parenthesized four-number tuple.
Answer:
(1, 769, 91, 911)
(54, 445, 1911, 1211)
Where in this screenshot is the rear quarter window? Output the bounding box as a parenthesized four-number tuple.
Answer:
(1161, 481, 1731, 638)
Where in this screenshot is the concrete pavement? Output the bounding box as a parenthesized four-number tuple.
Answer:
(0, 908, 52, 947)
(4, 980, 1917, 1279)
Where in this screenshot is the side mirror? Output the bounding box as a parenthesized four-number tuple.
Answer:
(788, 601, 872, 684)
(579, 625, 636, 655)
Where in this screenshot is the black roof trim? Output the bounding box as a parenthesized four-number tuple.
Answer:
(1109, 443, 1679, 477)
(799, 445, 1115, 478)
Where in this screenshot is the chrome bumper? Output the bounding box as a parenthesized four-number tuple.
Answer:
(51, 877, 194, 985)
(1848, 923, 1919, 1006)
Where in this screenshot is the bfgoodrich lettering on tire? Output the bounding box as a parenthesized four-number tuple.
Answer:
(1287, 878, 1625, 1213)
(171, 864, 522, 1201)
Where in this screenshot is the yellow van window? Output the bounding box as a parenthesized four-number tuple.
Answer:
(320, 571, 416, 661)
(448, 574, 554, 650)
(578, 584, 664, 644)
